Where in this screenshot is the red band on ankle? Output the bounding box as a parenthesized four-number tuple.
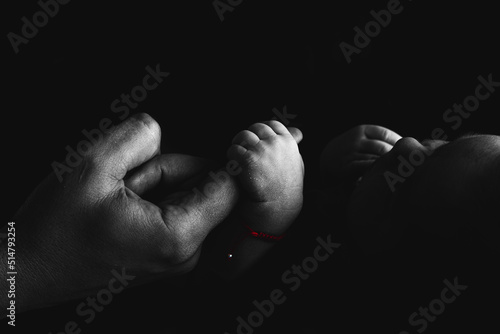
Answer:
(243, 224, 284, 241)
(227, 224, 285, 259)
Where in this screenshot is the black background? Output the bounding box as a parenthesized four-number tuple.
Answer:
(3, 0, 499, 333)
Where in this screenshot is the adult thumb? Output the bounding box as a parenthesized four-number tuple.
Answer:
(84, 113, 161, 193)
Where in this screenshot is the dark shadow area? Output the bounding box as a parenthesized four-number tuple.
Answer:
(4, 0, 499, 333)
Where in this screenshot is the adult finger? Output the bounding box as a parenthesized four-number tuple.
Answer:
(125, 154, 211, 196)
(90, 113, 161, 188)
(160, 168, 240, 253)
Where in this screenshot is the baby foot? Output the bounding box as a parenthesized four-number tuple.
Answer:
(320, 124, 402, 188)
(227, 121, 304, 234)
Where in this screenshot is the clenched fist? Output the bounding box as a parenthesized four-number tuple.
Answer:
(1, 113, 239, 314)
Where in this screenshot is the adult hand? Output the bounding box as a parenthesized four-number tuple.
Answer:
(1, 113, 238, 314)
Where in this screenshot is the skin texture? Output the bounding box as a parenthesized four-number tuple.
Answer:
(348, 133, 500, 253)
(209, 121, 305, 279)
(320, 125, 402, 188)
(228, 120, 304, 233)
(0, 113, 240, 315)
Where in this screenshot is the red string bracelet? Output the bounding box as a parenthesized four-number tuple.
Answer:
(228, 225, 285, 259)
(242, 224, 285, 241)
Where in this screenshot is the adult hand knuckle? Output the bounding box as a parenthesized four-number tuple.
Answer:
(132, 113, 161, 138)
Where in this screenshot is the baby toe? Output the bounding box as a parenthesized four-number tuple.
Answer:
(231, 129, 260, 148)
(247, 123, 277, 140)
(227, 143, 248, 163)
